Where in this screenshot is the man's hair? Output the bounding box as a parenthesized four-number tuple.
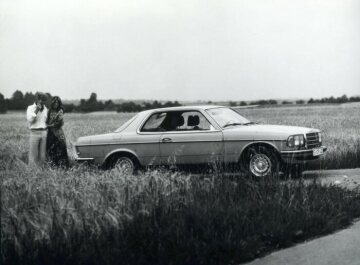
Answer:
(35, 92, 48, 102)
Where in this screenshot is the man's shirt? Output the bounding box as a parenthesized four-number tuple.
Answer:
(26, 103, 48, 129)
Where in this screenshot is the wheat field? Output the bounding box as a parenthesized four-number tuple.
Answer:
(1, 104, 359, 169)
(1, 104, 360, 265)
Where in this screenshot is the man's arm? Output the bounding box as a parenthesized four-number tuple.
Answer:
(26, 105, 38, 124)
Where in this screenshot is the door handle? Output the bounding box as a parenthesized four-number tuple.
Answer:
(162, 137, 172, 143)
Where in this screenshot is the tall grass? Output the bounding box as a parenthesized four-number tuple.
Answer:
(1, 158, 360, 265)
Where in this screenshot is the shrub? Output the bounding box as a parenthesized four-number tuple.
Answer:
(0, 93, 7, 114)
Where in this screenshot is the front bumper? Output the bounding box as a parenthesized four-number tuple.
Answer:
(280, 146, 327, 164)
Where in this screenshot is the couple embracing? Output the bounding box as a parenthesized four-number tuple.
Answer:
(26, 92, 69, 168)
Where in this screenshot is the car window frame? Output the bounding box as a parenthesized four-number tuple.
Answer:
(137, 109, 222, 135)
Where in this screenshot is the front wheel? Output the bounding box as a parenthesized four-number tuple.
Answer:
(243, 146, 279, 178)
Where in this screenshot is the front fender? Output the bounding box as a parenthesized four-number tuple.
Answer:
(239, 141, 282, 160)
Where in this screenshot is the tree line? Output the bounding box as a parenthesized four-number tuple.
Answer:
(307, 94, 360, 104)
(0, 90, 181, 113)
(1, 90, 360, 114)
(226, 94, 360, 107)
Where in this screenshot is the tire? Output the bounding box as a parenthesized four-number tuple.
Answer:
(113, 156, 137, 175)
(243, 146, 279, 178)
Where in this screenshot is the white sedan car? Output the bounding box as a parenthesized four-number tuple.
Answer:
(75, 106, 327, 177)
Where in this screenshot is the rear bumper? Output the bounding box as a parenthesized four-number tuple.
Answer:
(75, 157, 95, 163)
(74, 145, 95, 164)
(280, 146, 327, 164)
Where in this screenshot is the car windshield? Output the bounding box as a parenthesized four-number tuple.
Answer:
(114, 114, 138, 132)
(206, 107, 251, 128)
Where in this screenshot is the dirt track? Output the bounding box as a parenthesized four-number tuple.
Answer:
(245, 220, 360, 265)
(303, 168, 360, 191)
(244, 168, 360, 265)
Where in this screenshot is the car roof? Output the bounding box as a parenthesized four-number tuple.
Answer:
(141, 105, 226, 114)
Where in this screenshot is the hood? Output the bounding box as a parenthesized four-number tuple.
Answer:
(76, 133, 121, 145)
(223, 124, 320, 141)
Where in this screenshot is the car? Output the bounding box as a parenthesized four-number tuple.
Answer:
(74, 106, 327, 177)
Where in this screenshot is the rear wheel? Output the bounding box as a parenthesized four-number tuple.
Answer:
(243, 146, 279, 178)
(113, 156, 137, 175)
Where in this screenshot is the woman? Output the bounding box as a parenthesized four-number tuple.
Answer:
(46, 96, 69, 168)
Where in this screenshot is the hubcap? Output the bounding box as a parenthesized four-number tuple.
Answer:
(114, 157, 134, 174)
(249, 154, 272, 177)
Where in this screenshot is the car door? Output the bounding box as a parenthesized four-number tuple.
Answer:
(159, 111, 224, 165)
(135, 112, 167, 166)
(120, 132, 163, 166)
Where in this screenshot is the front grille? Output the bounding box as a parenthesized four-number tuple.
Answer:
(306, 132, 321, 148)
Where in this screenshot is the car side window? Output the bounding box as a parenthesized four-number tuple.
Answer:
(141, 112, 167, 132)
(141, 111, 214, 132)
(178, 111, 213, 131)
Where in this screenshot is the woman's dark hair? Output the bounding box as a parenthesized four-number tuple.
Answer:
(50, 96, 64, 112)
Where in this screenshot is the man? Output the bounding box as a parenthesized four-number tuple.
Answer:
(26, 92, 48, 166)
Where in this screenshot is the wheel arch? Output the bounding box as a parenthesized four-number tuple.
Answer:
(102, 148, 140, 169)
(238, 141, 281, 168)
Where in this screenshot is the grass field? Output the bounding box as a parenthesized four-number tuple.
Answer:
(1, 104, 359, 169)
(1, 104, 360, 265)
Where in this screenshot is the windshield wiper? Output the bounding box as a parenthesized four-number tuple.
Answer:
(243, 121, 258, 125)
(223, 123, 244, 128)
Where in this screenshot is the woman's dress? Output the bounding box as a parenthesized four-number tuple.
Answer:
(46, 109, 69, 168)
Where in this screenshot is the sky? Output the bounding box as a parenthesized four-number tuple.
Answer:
(0, 0, 359, 101)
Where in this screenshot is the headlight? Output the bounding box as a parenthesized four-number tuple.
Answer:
(318, 132, 322, 143)
(287, 134, 305, 148)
